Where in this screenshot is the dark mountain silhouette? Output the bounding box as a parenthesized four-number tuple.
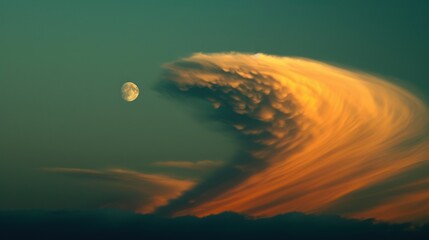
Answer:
(1, 210, 428, 240)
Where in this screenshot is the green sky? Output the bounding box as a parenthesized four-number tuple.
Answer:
(0, 0, 428, 209)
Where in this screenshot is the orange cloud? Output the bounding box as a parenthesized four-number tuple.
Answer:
(44, 168, 195, 213)
(159, 52, 429, 223)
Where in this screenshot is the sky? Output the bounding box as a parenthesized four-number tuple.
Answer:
(1, 0, 429, 227)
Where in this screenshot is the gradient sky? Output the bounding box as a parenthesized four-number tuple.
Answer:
(0, 0, 428, 212)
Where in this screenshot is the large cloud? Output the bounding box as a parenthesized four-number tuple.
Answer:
(156, 52, 429, 223)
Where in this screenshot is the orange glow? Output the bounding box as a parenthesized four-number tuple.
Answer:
(163, 53, 429, 223)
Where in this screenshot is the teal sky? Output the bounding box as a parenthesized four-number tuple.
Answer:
(0, 1, 428, 209)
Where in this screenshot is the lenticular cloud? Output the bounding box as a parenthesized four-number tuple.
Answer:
(159, 52, 429, 223)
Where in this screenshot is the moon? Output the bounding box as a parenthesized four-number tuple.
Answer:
(121, 82, 139, 102)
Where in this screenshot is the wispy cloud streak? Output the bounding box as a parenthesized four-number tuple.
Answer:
(153, 160, 223, 170)
(44, 167, 194, 213)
